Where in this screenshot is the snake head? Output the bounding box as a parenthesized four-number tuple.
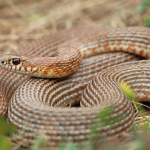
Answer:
(0, 55, 29, 74)
(0, 55, 60, 78)
(0, 51, 82, 78)
(0, 55, 33, 75)
(0, 55, 22, 67)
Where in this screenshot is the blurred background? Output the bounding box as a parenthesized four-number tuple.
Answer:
(0, 0, 150, 55)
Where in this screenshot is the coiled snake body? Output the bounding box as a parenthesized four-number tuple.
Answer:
(0, 27, 150, 148)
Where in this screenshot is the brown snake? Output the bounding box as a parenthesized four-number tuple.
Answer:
(0, 27, 150, 148)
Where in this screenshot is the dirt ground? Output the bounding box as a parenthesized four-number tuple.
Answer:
(0, 0, 149, 56)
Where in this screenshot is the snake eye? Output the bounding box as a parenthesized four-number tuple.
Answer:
(12, 58, 20, 65)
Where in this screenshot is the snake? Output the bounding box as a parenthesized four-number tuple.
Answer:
(0, 27, 150, 148)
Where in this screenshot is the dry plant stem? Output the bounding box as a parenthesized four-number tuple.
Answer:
(5, 0, 30, 22)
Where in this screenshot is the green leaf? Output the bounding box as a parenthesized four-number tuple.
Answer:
(143, 15, 150, 27)
(137, 0, 150, 13)
(98, 106, 115, 126)
(119, 81, 135, 100)
(119, 81, 145, 112)
(0, 116, 16, 135)
(0, 136, 12, 150)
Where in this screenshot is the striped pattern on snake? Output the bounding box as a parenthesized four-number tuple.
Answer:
(0, 27, 150, 148)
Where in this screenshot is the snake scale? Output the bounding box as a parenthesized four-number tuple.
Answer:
(0, 27, 150, 148)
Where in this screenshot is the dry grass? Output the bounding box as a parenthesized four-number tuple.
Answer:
(0, 0, 149, 56)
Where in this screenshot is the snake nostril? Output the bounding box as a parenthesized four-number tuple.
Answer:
(12, 58, 20, 65)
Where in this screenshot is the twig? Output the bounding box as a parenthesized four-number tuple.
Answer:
(5, 0, 31, 22)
